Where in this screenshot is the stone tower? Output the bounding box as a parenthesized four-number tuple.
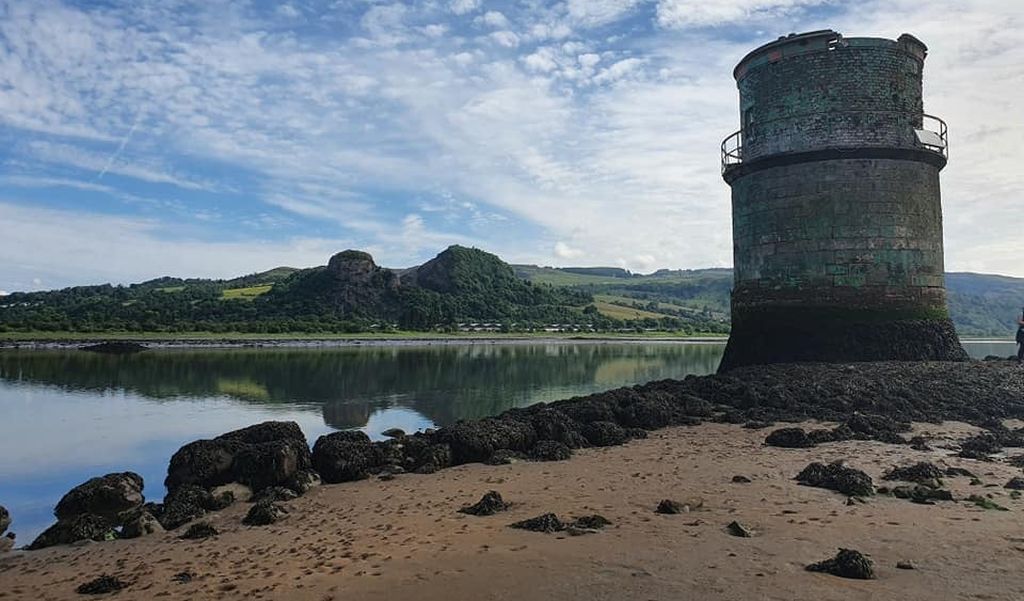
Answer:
(719, 30, 967, 371)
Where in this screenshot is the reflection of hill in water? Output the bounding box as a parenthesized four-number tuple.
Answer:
(0, 344, 723, 429)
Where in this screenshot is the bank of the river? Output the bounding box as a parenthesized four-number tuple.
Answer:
(2, 420, 1023, 601)
(0, 331, 728, 349)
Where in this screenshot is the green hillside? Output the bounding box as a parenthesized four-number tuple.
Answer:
(0, 249, 1019, 337)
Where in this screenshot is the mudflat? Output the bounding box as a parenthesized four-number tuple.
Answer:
(3, 421, 1023, 601)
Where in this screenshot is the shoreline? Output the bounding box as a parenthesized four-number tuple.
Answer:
(0, 333, 730, 350)
(3, 421, 1023, 600)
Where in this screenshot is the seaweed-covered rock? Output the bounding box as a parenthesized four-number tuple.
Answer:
(285, 470, 321, 495)
(1004, 477, 1024, 491)
(486, 450, 528, 465)
(882, 462, 945, 484)
(381, 428, 406, 438)
(311, 431, 382, 483)
(806, 548, 875, 580)
(28, 514, 114, 550)
(529, 440, 572, 462)
(508, 513, 564, 533)
(458, 491, 510, 516)
(120, 510, 163, 539)
(765, 428, 816, 449)
(251, 486, 298, 504)
(831, 414, 909, 444)
(888, 485, 954, 504)
(243, 501, 288, 526)
(80, 341, 147, 354)
(179, 522, 218, 540)
(571, 515, 611, 529)
(959, 433, 1003, 459)
(165, 421, 308, 493)
(440, 418, 537, 464)
(232, 439, 312, 492)
(581, 421, 629, 447)
(521, 409, 588, 449)
(795, 461, 874, 497)
(159, 485, 232, 531)
(76, 574, 129, 594)
(399, 436, 453, 474)
(0, 505, 9, 535)
(54, 472, 144, 523)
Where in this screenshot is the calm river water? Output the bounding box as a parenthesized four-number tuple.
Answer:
(0, 339, 1012, 541)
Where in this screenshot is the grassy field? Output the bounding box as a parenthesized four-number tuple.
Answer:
(221, 284, 273, 300)
(592, 300, 670, 320)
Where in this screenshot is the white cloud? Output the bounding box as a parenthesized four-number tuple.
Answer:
(554, 241, 584, 259)
(477, 11, 509, 28)
(489, 30, 521, 48)
(656, 0, 832, 28)
(449, 0, 481, 16)
(568, 0, 644, 27)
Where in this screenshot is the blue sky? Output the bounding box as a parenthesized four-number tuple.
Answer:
(1, 0, 1022, 292)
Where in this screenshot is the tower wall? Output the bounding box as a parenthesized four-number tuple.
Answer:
(719, 31, 966, 371)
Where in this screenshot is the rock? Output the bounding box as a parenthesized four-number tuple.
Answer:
(232, 438, 312, 492)
(529, 441, 572, 462)
(888, 485, 953, 504)
(655, 499, 700, 514)
(1004, 477, 1024, 490)
(211, 483, 253, 503)
(486, 449, 528, 465)
(54, 472, 144, 523)
(381, 428, 406, 438)
(726, 521, 753, 537)
(0, 505, 9, 535)
(765, 428, 816, 448)
(165, 421, 309, 493)
(831, 413, 909, 444)
(897, 560, 916, 570)
(179, 522, 218, 540)
(243, 501, 288, 526)
(458, 491, 511, 516)
(743, 420, 773, 430)
(285, 470, 321, 495)
(76, 574, 129, 594)
(251, 486, 298, 504)
(882, 462, 945, 484)
(120, 511, 163, 539)
(171, 570, 196, 584)
(523, 409, 589, 449)
(0, 533, 14, 553)
(909, 436, 932, 451)
(795, 461, 874, 497)
(440, 418, 537, 464)
(79, 342, 147, 354)
(159, 485, 221, 530)
(399, 437, 452, 474)
(959, 433, 1003, 459)
(311, 431, 382, 483)
(732, 475, 752, 483)
(571, 515, 611, 529)
(28, 514, 115, 550)
(581, 421, 629, 447)
(806, 548, 875, 580)
(967, 494, 1009, 511)
(508, 513, 565, 533)
(945, 467, 977, 478)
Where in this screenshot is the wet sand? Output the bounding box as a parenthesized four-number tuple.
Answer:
(2, 421, 1023, 600)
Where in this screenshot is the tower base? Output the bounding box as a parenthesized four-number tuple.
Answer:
(718, 307, 968, 372)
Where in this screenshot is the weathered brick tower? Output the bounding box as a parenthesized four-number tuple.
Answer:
(719, 30, 967, 371)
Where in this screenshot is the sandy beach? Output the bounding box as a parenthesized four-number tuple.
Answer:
(3, 420, 1023, 601)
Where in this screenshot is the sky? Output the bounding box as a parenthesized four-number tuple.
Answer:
(1, 0, 1022, 293)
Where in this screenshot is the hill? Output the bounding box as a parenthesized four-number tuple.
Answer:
(1, 248, 1019, 337)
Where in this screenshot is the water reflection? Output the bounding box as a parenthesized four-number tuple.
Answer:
(0, 342, 724, 541)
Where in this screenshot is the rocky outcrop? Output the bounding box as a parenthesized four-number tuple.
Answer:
(312, 431, 382, 483)
(165, 421, 312, 494)
(54, 472, 144, 523)
(120, 510, 163, 539)
(29, 472, 145, 550)
(0, 505, 9, 536)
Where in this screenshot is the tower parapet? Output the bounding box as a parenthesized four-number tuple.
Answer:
(718, 30, 966, 371)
